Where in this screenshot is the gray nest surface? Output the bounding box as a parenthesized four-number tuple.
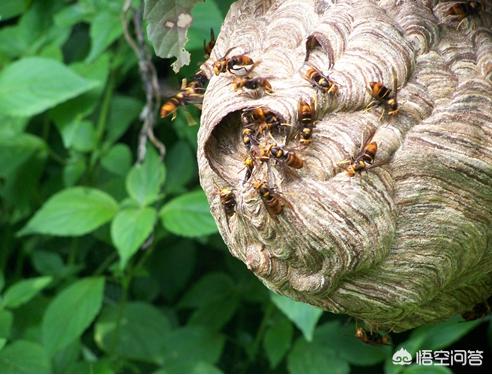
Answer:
(196, 0, 492, 332)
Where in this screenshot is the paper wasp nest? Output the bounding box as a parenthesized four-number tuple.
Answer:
(197, 0, 492, 332)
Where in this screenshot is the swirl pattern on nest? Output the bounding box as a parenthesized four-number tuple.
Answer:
(197, 0, 492, 332)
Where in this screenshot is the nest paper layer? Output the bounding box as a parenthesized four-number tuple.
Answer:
(197, 0, 492, 332)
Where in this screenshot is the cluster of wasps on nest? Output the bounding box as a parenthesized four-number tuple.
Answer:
(158, 2, 488, 342)
(214, 41, 398, 226)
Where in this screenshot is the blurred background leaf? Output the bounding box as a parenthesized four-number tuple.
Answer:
(41, 277, 105, 355)
(159, 190, 218, 237)
(271, 293, 323, 341)
(0, 57, 98, 117)
(19, 187, 118, 236)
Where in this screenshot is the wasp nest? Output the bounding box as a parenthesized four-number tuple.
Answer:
(196, 0, 492, 332)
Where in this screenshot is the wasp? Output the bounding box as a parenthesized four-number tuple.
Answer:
(241, 107, 269, 130)
(366, 70, 399, 119)
(203, 28, 216, 58)
(340, 141, 378, 177)
(447, 1, 482, 28)
(213, 47, 258, 76)
(355, 327, 391, 345)
(242, 107, 281, 135)
(252, 180, 290, 220)
(191, 70, 209, 88)
(270, 145, 304, 169)
(216, 186, 236, 230)
(461, 297, 491, 321)
(160, 76, 206, 120)
(243, 155, 256, 182)
(297, 97, 317, 145)
(304, 64, 338, 94)
(232, 76, 273, 95)
(241, 127, 258, 151)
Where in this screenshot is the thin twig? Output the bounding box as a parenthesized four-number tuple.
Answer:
(122, 0, 166, 162)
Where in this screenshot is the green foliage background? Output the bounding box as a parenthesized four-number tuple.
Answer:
(0, 0, 490, 373)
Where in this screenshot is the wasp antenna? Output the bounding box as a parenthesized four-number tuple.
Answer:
(221, 46, 239, 58)
(364, 100, 376, 112)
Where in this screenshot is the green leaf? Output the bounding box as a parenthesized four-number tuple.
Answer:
(173, 106, 200, 149)
(187, 362, 223, 374)
(179, 273, 234, 308)
(66, 359, 114, 374)
(19, 187, 118, 236)
(384, 316, 479, 374)
(0, 134, 46, 177)
(0, 1, 66, 59)
(0, 310, 13, 351)
(31, 250, 76, 279)
(38, 43, 63, 61)
(2, 276, 52, 309)
(271, 293, 323, 341)
(63, 153, 86, 187)
(287, 334, 349, 374)
(87, 10, 123, 62)
(0, 143, 46, 223)
(111, 207, 157, 269)
(316, 321, 390, 367)
(50, 55, 110, 140)
(148, 240, 196, 301)
(187, 0, 223, 51)
(160, 190, 217, 237)
(157, 326, 225, 371)
(105, 95, 143, 145)
(59, 120, 97, 152)
(126, 147, 165, 206)
(0, 340, 51, 373)
(401, 365, 453, 374)
(156, 362, 223, 374)
(11, 296, 49, 343)
(164, 141, 196, 194)
(264, 314, 294, 368)
(188, 296, 239, 332)
(144, 0, 202, 72)
(0, 0, 30, 20)
(54, 2, 94, 27)
(94, 302, 172, 363)
(101, 143, 132, 176)
(0, 57, 98, 117)
(52, 340, 81, 374)
(42, 277, 105, 355)
(413, 317, 482, 350)
(0, 115, 28, 137)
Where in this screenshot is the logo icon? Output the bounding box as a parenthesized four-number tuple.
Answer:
(392, 348, 413, 365)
